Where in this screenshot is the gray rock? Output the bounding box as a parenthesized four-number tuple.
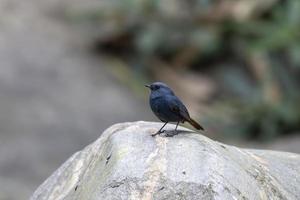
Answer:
(31, 121, 300, 200)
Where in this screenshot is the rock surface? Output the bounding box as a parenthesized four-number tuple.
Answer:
(31, 121, 300, 200)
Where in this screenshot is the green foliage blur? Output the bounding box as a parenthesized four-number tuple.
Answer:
(71, 0, 300, 140)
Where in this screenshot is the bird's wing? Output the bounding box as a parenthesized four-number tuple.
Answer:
(167, 96, 190, 120)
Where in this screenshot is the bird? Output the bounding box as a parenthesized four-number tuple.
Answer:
(145, 82, 204, 136)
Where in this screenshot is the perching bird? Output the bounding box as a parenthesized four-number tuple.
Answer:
(145, 82, 204, 136)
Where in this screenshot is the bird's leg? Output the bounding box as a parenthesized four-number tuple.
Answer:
(175, 121, 179, 132)
(152, 122, 168, 137)
(165, 121, 180, 137)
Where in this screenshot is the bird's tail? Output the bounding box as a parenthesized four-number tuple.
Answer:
(188, 118, 204, 131)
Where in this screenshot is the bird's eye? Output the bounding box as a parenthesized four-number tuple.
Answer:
(153, 85, 159, 90)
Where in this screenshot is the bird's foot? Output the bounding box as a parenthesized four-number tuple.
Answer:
(163, 130, 179, 137)
(151, 130, 165, 137)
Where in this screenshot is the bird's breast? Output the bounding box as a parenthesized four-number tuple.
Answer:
(149, 95, 183, 122)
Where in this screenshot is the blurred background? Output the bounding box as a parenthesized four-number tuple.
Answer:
(0, 0, 299, 199)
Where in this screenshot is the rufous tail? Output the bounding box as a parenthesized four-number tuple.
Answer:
(188, 118, 204, 130)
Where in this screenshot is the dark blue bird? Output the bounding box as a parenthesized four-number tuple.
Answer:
(145, 82, 204, 136)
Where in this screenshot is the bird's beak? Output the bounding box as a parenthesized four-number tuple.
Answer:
(145, 84, 150, 88)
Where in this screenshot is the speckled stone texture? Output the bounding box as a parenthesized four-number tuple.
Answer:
(31, 121, 300, 200)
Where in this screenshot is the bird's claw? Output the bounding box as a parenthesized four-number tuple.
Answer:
(152, 130, 179, 137)
(164, 130, 178, 137)
(151, 130, 165, 137)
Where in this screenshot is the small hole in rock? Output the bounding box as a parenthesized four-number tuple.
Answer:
(106, 154, 112, 165)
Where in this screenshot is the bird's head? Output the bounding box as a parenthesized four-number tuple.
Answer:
(145, 82, 174, 95)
